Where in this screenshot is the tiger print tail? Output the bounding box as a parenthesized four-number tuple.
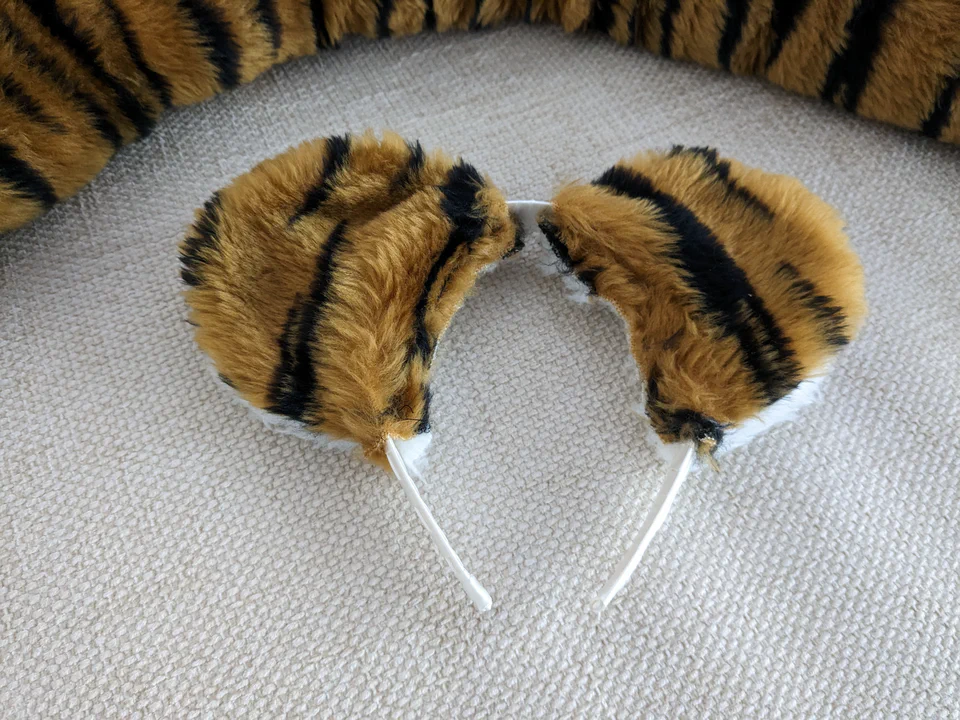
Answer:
(2, 0, 957, 233)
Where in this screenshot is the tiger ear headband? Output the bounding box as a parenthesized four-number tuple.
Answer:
(180, 131, 866, 613)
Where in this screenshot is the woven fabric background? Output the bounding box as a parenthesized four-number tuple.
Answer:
(2, 24, 958, 718)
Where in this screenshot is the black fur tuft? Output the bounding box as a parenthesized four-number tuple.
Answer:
(180, 192, 222, 286)
(537, 219, 598, 295)
(777, 262, 850, 347)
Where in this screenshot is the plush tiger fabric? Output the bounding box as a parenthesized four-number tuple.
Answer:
(1, 0, 958, 233)
(181, 131, 521, 467)
(539, 146, 867, 456)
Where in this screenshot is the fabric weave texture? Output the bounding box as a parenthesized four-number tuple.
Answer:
(1, 25, 958, 719)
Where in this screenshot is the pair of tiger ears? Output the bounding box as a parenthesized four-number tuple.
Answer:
(181, 130, 866, 612)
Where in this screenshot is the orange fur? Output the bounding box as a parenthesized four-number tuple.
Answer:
(767, 0, 860, 98)
(2, 0, 957, 233)
(855, 1, 960, 133)
(181, 131, 520, 468)
(669, 0, 727, 69)
(114, 0, 224, 105)
(540, 146, 866, 453)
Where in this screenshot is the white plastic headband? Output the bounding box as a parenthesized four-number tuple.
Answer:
(389, 200, 696, 613)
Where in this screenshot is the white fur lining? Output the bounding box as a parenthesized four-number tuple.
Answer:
(717, 373, 825, 453)
(392, 432, 434, 474)
(205, 363, 433, 469)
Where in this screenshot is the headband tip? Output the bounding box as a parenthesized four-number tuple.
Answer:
(591, 596, 609, 616)
(468, 582, 493, 613)
(385, 436, 493, 612)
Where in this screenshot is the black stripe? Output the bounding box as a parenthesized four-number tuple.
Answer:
(393, 140, 425, 191)
(537, 219, 599, 295)
(717, 0, 751, 70)
(764, 0, 811, 70)
(309, 0, 331, 48)
(590, 0, 618, 34)
(377, 0, 394, 38)
(506, 217, 526, 257)
(595, 165, 800, 402)
(254, 0, 283, 51)
(776, 263, 850, 347)
(627, 2, 639, 45)
(425, 0, 437, 30)
(407, 140, 425, 175)
(21, 0, 155, 137)
(268, 221, 351, 421)
(821, 0, 899, 112)
(410, 161, 487, 359)
(659, 0, 682, 57)
(0, 15, 122, 147)
(523, 0, 533, 23)
(291, 134, 352, 222)
(103, 0, 173, 108)
(270, 298, 306, 415)
(0, 141, 57, 208)
(177, 0, 241, 89)
(921, 73, 958, 140)
(179, 192, 222, 286)
(0, 76, 65, 131)
(469, 0, 485, 30)
(630, 0, 656, 47)
(672, 146, 773, 218)
(416, 385, 432, 434)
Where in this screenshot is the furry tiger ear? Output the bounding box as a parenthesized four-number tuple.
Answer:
(181, 130, 520, 611)
(538, 146, 867, 608)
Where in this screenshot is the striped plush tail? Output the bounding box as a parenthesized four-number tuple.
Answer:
(2, 0, 958, 233)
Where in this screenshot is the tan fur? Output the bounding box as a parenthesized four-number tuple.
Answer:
(540, 147, 866, 453)
(555, 0, 592, 32)
(433, 0, 478, 30)
(207, 0, 279, 83)
(605, 0, 638, 46)
(475, 0, 527, 28)
(725, 0, 777, 75)
(2, 0, 957, 233)
(767, 0, 858, 98)
(0, 98, 109, 195)
(271, 0, 318, 60)
(0, 187, 42, 230)
(0, 28, 115, 221)
(388, 0, 434, 37)
(670, 0, 726, 69)
(181, 131, 520, 468)
(113, 0, 222, 105)
(58, 0, 163, 115)
(855, 1, 960, 132)
(322, 0, 378, 41)
(2, 1, 141, 143)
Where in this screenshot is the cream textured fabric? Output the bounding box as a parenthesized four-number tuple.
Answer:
(2, 25, 959, 719)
